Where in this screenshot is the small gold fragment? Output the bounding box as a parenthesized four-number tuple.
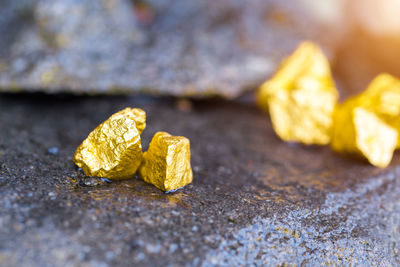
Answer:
(139, 131, 193, 192)
(257, 41, 338, 145)
(331, 78, 399, 168)
(73, 108, 146, 179)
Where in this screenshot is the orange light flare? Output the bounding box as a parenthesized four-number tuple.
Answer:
(300, 0, 400, 99)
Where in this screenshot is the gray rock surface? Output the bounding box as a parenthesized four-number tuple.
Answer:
(0, 94, 400, 266)
(0, 0, 315, 97)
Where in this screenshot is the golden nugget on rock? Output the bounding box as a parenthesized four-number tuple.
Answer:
(139, 132, 193, 192)
(257, 41, 338, 145)
(73, 108, 146, 179)
(331, 75, 400, 168)
(358, 74, 400, 147)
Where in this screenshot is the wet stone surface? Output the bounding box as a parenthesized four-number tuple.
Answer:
(0, 94, 400, 266)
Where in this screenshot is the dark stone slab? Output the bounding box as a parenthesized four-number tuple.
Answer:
(0, 0, 316, 98)
(0, 94, 400, 266)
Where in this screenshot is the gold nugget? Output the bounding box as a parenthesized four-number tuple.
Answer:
(257, 41, 338, 145)
(139, 132, 193, 192)
(358, 74, 400, 147)
(119, 107, 146, 134)
(73, 108, 145, 179)
(331, 86, 398, 168)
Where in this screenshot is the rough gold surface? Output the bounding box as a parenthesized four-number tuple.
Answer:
(73, 108, 146, 179)
(331, 78, 399, 168)
(139, 132, 193, 192)
(257, 41, 338, 145)
(119, 108, 146, 134)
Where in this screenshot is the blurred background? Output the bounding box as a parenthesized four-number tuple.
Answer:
(0, 0, 399, 99)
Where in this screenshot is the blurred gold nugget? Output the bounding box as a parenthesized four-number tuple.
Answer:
(139, 131, 193, 192)
(331, 74, 400, 168)
(358, 74, 400, 147)
(331, 103, 397, 168)
(73, 108, 146, 179)
(257, 41, 338, 145)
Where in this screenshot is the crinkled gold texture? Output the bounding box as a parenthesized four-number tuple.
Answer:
(119, 108, 146, 134)
(73, 108, 146, 179)
(257, 41, 338, 145)
(139, 131, 193, 192)
(331, 76, 400, 168)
